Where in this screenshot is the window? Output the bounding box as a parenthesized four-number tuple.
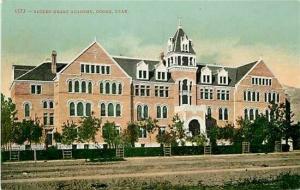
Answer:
(116, 104, 121, 116)
(86, 103, 91, 116)
(70, 102, 75, 116)
(43, 113, 48, 125)
(81, 64, 110, 75)
(139, 127, 147, 138)
(24, 103, 30, 117)
(82, 81, 86, 93)
(49, 101, 53, 108)
(118, 83, 122, 94)
(162, 106, 167, 118)
(31, 85, 42, 94)
(43, 101, 47, 108)
(137, 105, 142, 120)
(252, 77, 272, 86)
(91, 65, 95, 73)
(143, 105, 148, 119)
(88, 82, 92, 94)
(156, 71, 167, 81)
(207, 107, 212, 119)
(100, 82, 104, 94)
(85, 65, 90, 73)
(105, 82, 110, 94)
(159, 127, 166, 135)
(106, 66, 110, 74)
(244, 109, 248, 120)
(112, 83, 117, 94)
(135, 85, 150, 97)
(81, 64, 85, 72)
(68, 81, 73, 92)
(155, 86, 169, 98)
(77, 102, 84, 116)
(108, 103, 114, 116)
(249, 109, 254, 120)
(200, 88, 213, 100)
(49, 113, 54, 125)
(96, 65, 100, 73)
(74, 81, 80, 92)
(265, 91, 279, 103)
(219, 108, 228, 121)
(217, 89, 229, 100)
(156, 106, 161, 118)
(100, 103, 106, 116)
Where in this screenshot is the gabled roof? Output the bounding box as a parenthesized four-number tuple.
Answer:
(197, 61, 258, 87)
(113, 56, 174, 83)
(171, 28, 196, 54)
(15, 62, 67, 81)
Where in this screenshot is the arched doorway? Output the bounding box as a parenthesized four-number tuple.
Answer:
(189, 119, 200, 136)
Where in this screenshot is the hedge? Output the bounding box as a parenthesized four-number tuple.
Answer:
(0, 143, 279, 162)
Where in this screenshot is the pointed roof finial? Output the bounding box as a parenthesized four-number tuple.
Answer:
(178, 17, 182, 29)
(94, 36, 97, 42)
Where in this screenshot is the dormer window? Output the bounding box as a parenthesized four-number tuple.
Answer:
(136, 61, 149, 80)
(167, 38, 173, 52)
(218, 68, 228, 85)
(181, 35, 190, 52)
(201, 66, 212, 84)
(155, 62, 168, 81)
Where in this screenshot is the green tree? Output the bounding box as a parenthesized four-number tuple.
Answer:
(156, 130, 176, 146)
(123, 122, 140, 147)
(187, 133, 208, 146)
(169, 114, 186, 146)
(207, 125, 218, 147)
(13, 118, 43, 145)
(53, 131, 62, 145)
(61, 121, 78, 145)
(1, 93, 17, 147)
(217, 123, 235, 143)
(102, 121, 121, 148)
(78, 115, 101, 143)
(137, 117, 159, 143)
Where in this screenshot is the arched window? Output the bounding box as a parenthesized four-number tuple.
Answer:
(207, 107, 212, 119)
(137, 105, 142, 120)
(163, 106, 167, 118)
(143, 105, 148, 119)
(112, 83, 117, 94)
(86, 103, 91, 116)
(81, 81, 86, 93)
(88, 82, 92, 94)
(70, 102, 75, 116)
(182, 79, 188, 90)
(100, 103, 106, 116)
(252, 91, 256, 101)
(43, 101, 47, 108)
(224, 108, 228, 120)
(100, 82, 104, 94)
(244, 109, 248, 120)
(268, 92, 272, 102)
(255, 109, 259, 118)
(105, 82, 110, 94)
(118, 83, 122, 94)
(218, 108, 223, 120)
(24, 103, 30, 117)
(156, 106, 161, 118)
(116, 104, 121, 116)
(108, 103, 114, 116)
(75, 81, 80, 92)
(68, 81, 73, 92)
(249, 109, 254, 120)
(272, 93, 276, 102)
(49, 101, 53, 108)
(77, 102, 84, 116)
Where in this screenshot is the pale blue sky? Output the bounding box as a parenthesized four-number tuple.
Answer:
(1, 0, 300, 96)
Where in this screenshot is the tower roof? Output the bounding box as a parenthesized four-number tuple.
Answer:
(171, 27, 196, 54)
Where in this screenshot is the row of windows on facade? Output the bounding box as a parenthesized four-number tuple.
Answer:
(243, 91, 279, 103)
(166, 55, 196, 66)
(137, 70, 168, 81)
(134, 85, 169, 98)
(251, 77, 272, 86)
(69, 102, 122, 117)
(43, 100, 54, 109)
(136, 105, 169, 120)
(200, 89, 230, 101)
(81, 64, 111, 75)
(244, 108, 260, 121)
(68, 80, 123, 95)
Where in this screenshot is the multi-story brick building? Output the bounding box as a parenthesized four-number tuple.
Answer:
(11, 25, 285, 147)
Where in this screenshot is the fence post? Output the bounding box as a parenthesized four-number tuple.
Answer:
(242, 142, 250, 154)
(9, 147, 20, 161)
(34, 149, 37, 161)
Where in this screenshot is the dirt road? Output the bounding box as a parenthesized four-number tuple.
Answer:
(2, 152, 300, 189)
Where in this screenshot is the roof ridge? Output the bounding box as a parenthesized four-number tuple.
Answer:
(112, 55, 159, 61)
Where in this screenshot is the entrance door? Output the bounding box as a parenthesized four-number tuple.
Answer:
(189, 119, 200, 136)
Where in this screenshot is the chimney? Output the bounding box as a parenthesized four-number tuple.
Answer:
(51, 50, 57, 74)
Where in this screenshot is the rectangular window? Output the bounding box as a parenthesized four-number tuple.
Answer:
(106, 66, 110, 74)
(143, 71, 147, 79)
(31, 85, 35, 94)
(140, 85, 145, 96)
(146, 86, 150, 96)
(43, 113, 48, 125)
(85, 65, 90, 73)
(139, 128, 147, 138)
(91, 65, 95, 73)
(31, 85, 42, 94)
(162, 72, 165, 80)
(101, 66, 105, 74)
(157, 72, 161, 79)
(135, 85, 139, 96)
(139, 70, 142, 79)
(96, 65, 100, 73)
(49, 113, 54, 125)
(81, 64, 85, 73)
